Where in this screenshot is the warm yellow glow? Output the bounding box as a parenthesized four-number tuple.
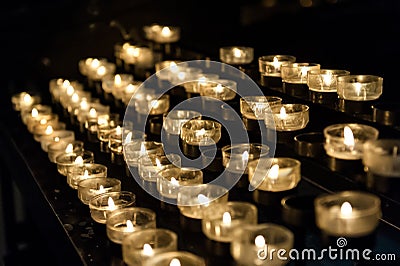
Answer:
(150, 100, 160, 109)
(161, 26, 172, 37)
(115, 125, 122, 135)
(197, 194, 210, 206)
(83, 170, 89, 178)
(125, 84, 137, 93)
(222, 212, 231, 225)
(31, 108, 39, 118)
(125, 131, 132, 144)
(232, 48, 243, 58)
(126, 220, 134, 232)
(80, 100, 89, 110)
(267, 164, 279, 180)
(45, 125, 54, 135)
(71, 93, 79, 103)
(23, 93, 32, 104)
(215, 84, 224, 94)
(74, 156, 84, 165)
(54, 137, 60, 142)
(40, 119, 47, 125)
(155, 158, 162, 168)
(300, 67, 308, 80)
(140, 142, 146, 155)
(272, 56, 280, 69)
(196, 128, 206, 138)
(340, 202, 353, 217)
(355, 83, 362, 96)
(62, 80, 70, 88)
(142, 244, 154, 256)
(343, 126, 355, 150)
(65, 143, 74, 153)
(98, 185, 105, 193)
(90, 59, 100, 69)
(169, 258, 181, 266)
(114, 74, 122, 86)
(279, 106, 287, 119)
(322, 72, 333, 87)
(97, 66, 106, 76)
(255, 235, 266, 248)
(108, 197, 116, 210)
(127, 47, 140, 57)
(66, 85, 75, 96)
(170, 177, 179, 186)
(89, 108, 97, 118)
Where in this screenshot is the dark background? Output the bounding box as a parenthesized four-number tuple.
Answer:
(2, 0, 399, 100)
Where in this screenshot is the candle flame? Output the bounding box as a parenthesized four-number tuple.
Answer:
(91, 58, 100, 69)
(65, 143, 74, 153)
(300, 67, 308, 79)
(222, 212, 231, 225)
(232, 48, 242, 58)
(322, 72, 333, 87)
(125, 84, 137, 93)
(62, 80, 70, 88)
(196, 128, 206, 138)
(31, 108, 39, 118)
(197, 194, 210, 206)
(83, 169, 89, 178)
(126, 219, 134, 232)
(215, 84, 224, 94)
(40, 119, 47, 125)
(97, 66, 106, 76)
(272, 56, 280, 69)
(169, 258, 181, 266)
(23, 93, 32, 104)
(108, 197, 116, 211)
(89, 108, 97, 117)
(45, 125, 54, 135)
(255, 235, 266, 248)
(98, 185, 105, 193)
(242, 151, 249, 163)
(355, 83, 362, 96)
(66, 85, 75, 96)
(54, 136, 60, 142)
(343, 126, 355, 150)
(161, 26, 172, 37)
(279, 106, 287, 119)
(155, 158, 162, 168)
(142, 243, 154, 256)
(267, 164, 279, 180)
(170, 62, 178, 73)
(71, 92, 79, 103)
(340, 201, 352, 217)
(170, 177, 179, 186)
(140, 142, 146, 155)
(114, 74, 122, 86)
(115, 125, 122, 135)
(74, 156, 84, 165)
(125, 131, 132, 144)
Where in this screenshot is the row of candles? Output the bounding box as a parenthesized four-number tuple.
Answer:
(10, 24, 398, 265)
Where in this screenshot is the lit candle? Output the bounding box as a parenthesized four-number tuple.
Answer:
(315, 191, 381, 237)
(240, 96, 283, 120)
(219, 46, 254, 65)
(138, 153, 181, 182)
(123, 140, 163, 168)
(265, 104, 309, 131)
(77, 177, 122, 205)
(106, 207, 156, 244)
(307, 69, 350, 92)
(258, 55, 297, 77)
(337, 75, 383, 101)
(180, 120, 222, 146)
(363, 139, 400, 177)
(47, 140, 84, 163)
(162, 110, 202, 135)
(281, 63, 321, 84)
(67, 163, 108, 189)
(199, 79, 237, 101)
(39, 130, 75, 152)
(55, 150, 95, 176)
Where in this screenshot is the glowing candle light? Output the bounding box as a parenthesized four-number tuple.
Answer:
(169, 258, 181, 266)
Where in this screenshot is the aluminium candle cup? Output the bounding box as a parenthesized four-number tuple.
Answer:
(248, 157, 301, 192)
(66, 163, 107, 189)
(264, 104, 309, 132)
(230, 223, 294, 266)
(32, 121, 66, 142)
(89, 191, 136, 224)
(162, 110, 202, 135)
(201, 201, 258, 243)
(177, 184, 229, 219)
(199, 79, 237, 101)
(12, 92, 41, 112)
(40, 130, 75, 152)
(47, 140, 84, 163)
(180, 119, 222, 146)
(156, 166, 203, 199)
(307, 69, 350, 92)
(123, 140, 164, 168)
(323, 123, 379, 160)
(219, 46, 254, 65)
(372, 102, 400, 126)
(314, 191, 381, 238)
(55, 150, 95, 176)
(337, 75, 383, 101)
(106, 207, 156, 244)
(143, 251, 206, 266)
(78, 177, 121, 205)
(294, 132, 325, 158)
(362, 139, 400, 177)
(138, 153, 181, 182)
(122, 228, 178, 266)
(221, 143, 270, 174)
(240, 96, 283, 120)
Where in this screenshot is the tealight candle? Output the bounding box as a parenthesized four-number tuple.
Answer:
(11, 92, 41, 111)
(219, 46, 254, 65)
(362, 139, 400, 177)
(124, 140, 164, 168)
(89, 191, 136, 224)
(55, 150, 95, 176)
(162, 110, 202, 135)
(134, 94, 170, 115)
(32, 121, 66, 142)
(199, 79, 237, 101)
(78, 57, 108, 77)
(152, 25, 181, 43)
(121, 81, 143, 106)
(77, 177, 122, 205)
(180, 119, 222, 146)
(294, 132, 325, 158)
(337, 75, 383, 101)
(143, 251, 206, 266)
(101, 73, 134, 95)
(240, 96, 283, 120)
(258, 55, 297, 77)
(106, 207, 156, 244)
(155, 60, 187, 81)
(202, 201, 258, 243)
(230, 223, 294, 266)
(26, 112, 59, 134)
(66, 163, 108, 189)
(307, 69, 350, 92)
(88, 62, 116, 82)
(120, 44, 154, 68)
(183, 73, 220, 95)
(122, 228, 178, 266)
(156, 166, 203, 199)
(264, 104, 309, 131)
(22, 104, 52, 126)
(168, 67, 203, 86)
(314, 191, 381, 237)
(177, 184, 229, 219)
(97, 115, 122, 152)
(281, 63, 321, 85)
(247, 157, 301, 192)
(323, 123, 379, 160)
(138, 153, 181, 182)
(47, 140, 84, 163)
(39, 130, 75, 152)
(221, 143, 270, 174)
